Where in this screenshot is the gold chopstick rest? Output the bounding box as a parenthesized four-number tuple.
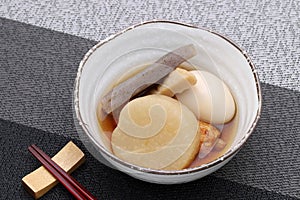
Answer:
(22, 141, 85, 199)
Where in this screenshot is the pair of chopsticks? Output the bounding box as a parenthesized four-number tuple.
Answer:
(28, 144, 97, 200)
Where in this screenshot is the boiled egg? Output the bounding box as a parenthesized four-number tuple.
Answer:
(176, 70, 235, 124)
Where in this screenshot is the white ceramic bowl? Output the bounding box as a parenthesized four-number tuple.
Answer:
(74, 20, 262, 184)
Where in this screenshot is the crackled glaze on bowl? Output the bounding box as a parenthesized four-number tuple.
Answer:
(74, 20, 261, 184)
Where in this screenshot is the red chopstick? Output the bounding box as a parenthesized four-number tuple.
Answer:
(28, 144, 97, 200)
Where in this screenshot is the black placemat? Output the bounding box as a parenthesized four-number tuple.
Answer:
(0, 17, 299, 199)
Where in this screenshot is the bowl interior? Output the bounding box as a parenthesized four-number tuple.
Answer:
(75, 21, 260, 172)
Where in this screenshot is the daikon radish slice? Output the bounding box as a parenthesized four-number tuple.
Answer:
(111, 95, 201, 170)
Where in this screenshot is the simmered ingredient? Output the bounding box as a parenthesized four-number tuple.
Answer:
(101, 44, 197, 114)
(111, 95, 201, 170)
(177, 70, 236, 124)
(152, 68, 197, 97)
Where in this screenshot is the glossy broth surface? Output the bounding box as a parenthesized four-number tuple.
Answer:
(97, 65, 238, 169)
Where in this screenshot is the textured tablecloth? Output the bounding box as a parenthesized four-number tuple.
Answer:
(0, 0, 299, 199)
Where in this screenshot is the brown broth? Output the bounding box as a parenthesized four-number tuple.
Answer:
(97, 103, 238, 170)
(188, 115, 238, 168)
(97, 64, 238, 169)
(98, 113, 115, 141)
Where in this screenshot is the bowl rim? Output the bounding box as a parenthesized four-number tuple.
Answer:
(74, 20, 262, 175)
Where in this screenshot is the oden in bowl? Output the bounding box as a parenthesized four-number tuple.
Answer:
(74, 21, 262, 184)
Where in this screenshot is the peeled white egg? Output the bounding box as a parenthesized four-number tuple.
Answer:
(176, 70, 236, 124)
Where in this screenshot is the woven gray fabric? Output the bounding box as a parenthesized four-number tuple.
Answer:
(0, 18, 299, 198)
(214, 83, 300, 197)
(0, 17, 95, 138)
(0, 0, 299, 91)
(0, 118, 297, 199)
(1, 0, 300, 198)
